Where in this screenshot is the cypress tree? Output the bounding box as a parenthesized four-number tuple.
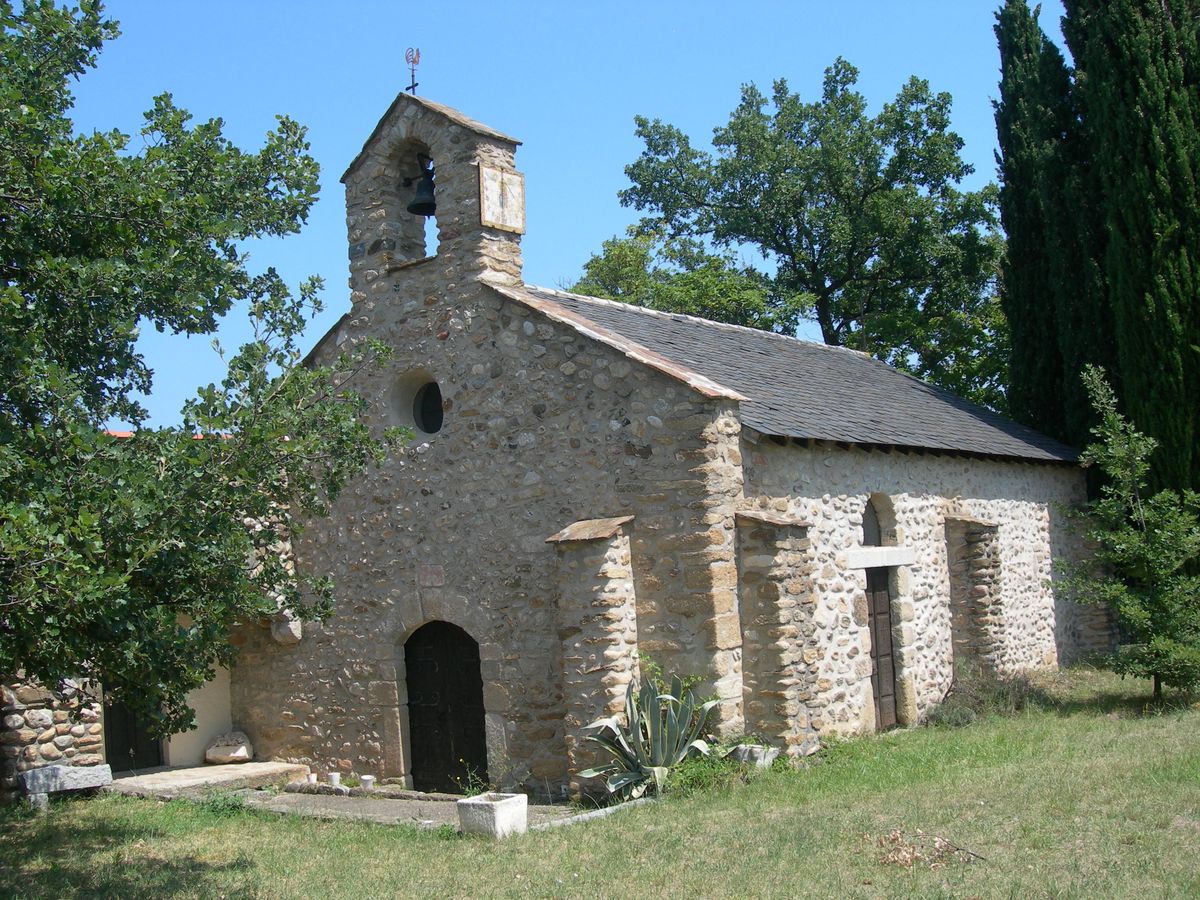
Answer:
(995, 0, 1117, 450)
(1064, 0, 1200, 492)
(995, 0, 1067, 438)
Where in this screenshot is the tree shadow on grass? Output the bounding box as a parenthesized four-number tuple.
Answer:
(1024, 665, 1197, 719)
(927, 663, 1196, 726)
(0, 799, 257, 898)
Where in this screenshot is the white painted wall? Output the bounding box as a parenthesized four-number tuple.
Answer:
(164, 667, 232, 766)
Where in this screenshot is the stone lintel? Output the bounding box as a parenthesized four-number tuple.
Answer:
(545, 516, 634, 544)
(946, 514, 998, 528)
(735, 509, 812, 528)
(384, 255, 437, 275)
(844, 545, 917, 569)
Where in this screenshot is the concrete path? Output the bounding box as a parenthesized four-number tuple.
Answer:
(104, 764, 629, 833)
(104, 761, 308, 799)
(241, 790, 576, 829)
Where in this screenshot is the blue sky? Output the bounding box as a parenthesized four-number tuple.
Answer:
(69, 0, 1068, 426)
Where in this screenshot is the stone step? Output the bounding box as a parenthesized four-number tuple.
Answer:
(103, 761, 309, 800)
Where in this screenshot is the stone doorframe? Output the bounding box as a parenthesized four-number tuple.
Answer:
(844, 544, 920, 730)
(383, 606, 508, 791)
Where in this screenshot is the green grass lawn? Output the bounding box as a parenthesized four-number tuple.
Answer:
(2, 668, 1198, 899)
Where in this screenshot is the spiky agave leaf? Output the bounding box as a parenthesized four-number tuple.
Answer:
(580, 676, 718, 802)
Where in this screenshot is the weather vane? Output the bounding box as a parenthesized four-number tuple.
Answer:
(405, 48, 420, 95)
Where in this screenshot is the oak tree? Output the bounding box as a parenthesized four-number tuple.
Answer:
(600, 59, 1007, 410)
(0, 1, 395, 732)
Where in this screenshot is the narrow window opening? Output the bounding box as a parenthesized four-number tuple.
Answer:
(862, 500, 883, 547)
(412, 381, 443, 434)
(394, 144, 437, 261)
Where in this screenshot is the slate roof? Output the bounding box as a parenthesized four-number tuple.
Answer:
(503, 285, 1077, 464)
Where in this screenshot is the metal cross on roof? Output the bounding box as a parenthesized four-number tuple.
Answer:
(405, 47, 420, 95)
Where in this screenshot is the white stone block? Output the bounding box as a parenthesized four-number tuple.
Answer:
(724, 744, 781, 769)
(205, 731, 253, 764)
(19, 763, 112, 794)
(457, 792, 528, 839)
(271, 615, 302, 644)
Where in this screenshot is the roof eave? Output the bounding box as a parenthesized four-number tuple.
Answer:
(746, 430, 1079, 466)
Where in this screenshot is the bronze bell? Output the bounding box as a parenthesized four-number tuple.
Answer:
(406, 167, 436, 217)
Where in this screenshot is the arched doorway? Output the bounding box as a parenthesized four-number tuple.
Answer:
(404, 621, 488, 792)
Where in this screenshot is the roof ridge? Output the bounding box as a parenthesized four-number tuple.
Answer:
(526, 284, 875, 360)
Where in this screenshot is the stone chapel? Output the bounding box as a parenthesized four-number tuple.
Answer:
(3, 92, 1114, 800)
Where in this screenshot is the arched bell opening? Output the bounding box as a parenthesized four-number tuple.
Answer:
(395, 139, 439, 259)
(403, 620, 488, 793)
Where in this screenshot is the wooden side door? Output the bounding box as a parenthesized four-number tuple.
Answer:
(103, 700, 162, 773)
(405, 621, 489, 793)
(867, 567, 898, 730)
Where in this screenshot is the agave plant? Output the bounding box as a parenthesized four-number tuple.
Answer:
(578, 675, 718, 800)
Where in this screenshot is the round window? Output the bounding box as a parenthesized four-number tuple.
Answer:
(412, 381, 443, 434)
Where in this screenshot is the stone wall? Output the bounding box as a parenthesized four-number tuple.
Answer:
(232, 221, 746, 794)
(735, 512, 820, 755)
(1, 680, 103, 802)
(551, 520, 639, 795)
(741, 439, 1101, 731)
(946, 518, 1003, 671)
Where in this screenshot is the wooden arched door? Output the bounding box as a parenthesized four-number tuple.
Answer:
(404, 621, 488, 792)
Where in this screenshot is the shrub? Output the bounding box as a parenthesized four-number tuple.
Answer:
(665, 751, 748, 798)
(1067, 367, 1200, 701)
(926, 662, 1033, 727)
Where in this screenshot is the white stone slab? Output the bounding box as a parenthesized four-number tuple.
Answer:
(844, 545, 916, 569)
(19, 763, 112, 794)
(457, 791, 528, 839)
(104, 761, 308, 798)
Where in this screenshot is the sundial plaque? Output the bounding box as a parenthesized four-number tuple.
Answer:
(478, 164, 526, 234)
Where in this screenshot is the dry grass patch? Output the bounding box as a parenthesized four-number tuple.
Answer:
(0, 668, 1197, 898)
